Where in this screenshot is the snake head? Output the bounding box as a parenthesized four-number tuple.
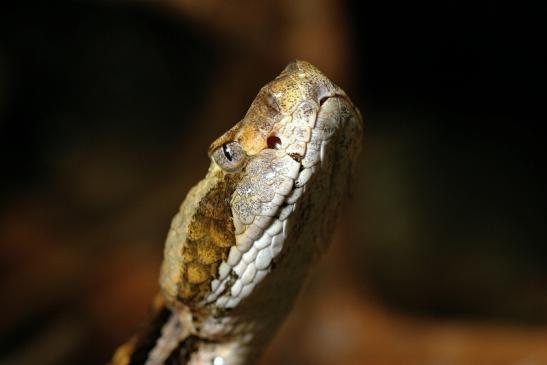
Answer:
(160, 60, 362, 318)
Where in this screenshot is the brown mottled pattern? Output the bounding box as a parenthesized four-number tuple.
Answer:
(177, 173, 242, 303)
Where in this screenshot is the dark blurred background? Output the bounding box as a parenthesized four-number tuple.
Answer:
(1, 1, 545, 364)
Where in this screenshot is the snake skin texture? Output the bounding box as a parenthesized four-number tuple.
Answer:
(110, 60, 363, 365)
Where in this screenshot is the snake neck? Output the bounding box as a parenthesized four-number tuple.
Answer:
(114, 302, 281, 365)
(116, 170, 339, 365)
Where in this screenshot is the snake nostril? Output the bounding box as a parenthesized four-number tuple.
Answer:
(267, 135, 282, 149)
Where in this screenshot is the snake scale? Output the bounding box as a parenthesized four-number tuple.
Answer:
(110, 60, 363, 365)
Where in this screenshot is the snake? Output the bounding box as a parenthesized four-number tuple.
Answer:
(109, 60, 363, 365)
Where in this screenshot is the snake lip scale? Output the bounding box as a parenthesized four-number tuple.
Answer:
(110, 60, 363, 365)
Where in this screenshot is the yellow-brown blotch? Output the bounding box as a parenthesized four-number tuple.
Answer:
(176, 174, 241, 303)
(186, 216, 208, 241)
(186, 263, 209, 284)
(197, 240, 221, 265)
(209, 219, 235, 248)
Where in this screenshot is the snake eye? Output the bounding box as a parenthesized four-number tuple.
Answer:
(212, 141, 246, 172)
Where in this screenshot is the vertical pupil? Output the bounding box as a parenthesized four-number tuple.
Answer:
(222, 144, 233, 161)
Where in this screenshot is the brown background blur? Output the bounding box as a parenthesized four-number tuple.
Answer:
(0, 1, 545, 364)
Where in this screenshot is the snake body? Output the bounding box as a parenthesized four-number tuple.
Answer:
(111, 60, 363, 365)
